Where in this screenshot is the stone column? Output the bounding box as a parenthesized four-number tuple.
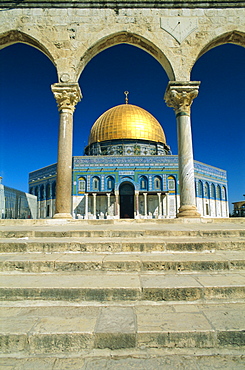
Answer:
(135, 191, 139, 219)
(165, 193, 169, 218)
(43, 186, 47, 218)
(157, 192, 162, 218)
(164, 82, 201, 218)
(51, 83, 82, 219)
(143, 192, 148, 218)
(93, 193, 97, 219)
(85, 193, 89, 219)
(37, 187, 41, 219)
(106, 193, 111, 218)
(115, 190, 119, 219)
(49, 184, 53, 218)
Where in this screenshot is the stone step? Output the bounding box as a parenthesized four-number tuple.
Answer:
(1, 271, 244, 302)
(0, 301, 244, 355)
(1, 237, 245, 253)
(1, 228, 245, 239)
(1, 349, 245, 369)
(0, 251, 244, 273)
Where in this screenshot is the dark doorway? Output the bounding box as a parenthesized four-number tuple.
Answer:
(119, 182, 134, 219)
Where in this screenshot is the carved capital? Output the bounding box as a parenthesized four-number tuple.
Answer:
(51, 83, 82, 112)
(164, 81, 200, 116)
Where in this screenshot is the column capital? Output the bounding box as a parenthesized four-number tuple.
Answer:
(51, 83, 82, 113)
(164, 81, 200, 116)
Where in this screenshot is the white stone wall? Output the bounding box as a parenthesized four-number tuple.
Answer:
(195, 197, 229, 218)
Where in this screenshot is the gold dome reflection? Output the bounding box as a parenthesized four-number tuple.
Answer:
(89, 104, 166, 145)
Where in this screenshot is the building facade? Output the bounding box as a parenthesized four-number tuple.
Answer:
(29, 102, 229, 219)
(232, 200, 245, 217)
(0, 177, 37, 219)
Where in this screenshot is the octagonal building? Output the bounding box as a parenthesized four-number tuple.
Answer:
(29, 98, 228, 219)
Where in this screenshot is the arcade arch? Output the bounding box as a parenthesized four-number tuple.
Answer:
(189, 30, 245, 77)
(0, 30, 57, 68)
(77, 31, 175, 81)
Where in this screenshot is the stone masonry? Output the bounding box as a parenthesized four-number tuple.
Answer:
(0, 2, 244, 82)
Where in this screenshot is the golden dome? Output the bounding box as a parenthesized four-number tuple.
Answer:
(88, 104, 166, 145)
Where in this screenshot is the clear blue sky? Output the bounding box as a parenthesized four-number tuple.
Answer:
(0, 42, 244, 212)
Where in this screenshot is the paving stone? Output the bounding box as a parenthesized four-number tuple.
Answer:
(95, 307, 136, 349)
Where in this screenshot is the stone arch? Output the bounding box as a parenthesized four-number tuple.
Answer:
(191, 30, 245, 73)
(0, 30, 57, 68)
(77, 31, 175, 81)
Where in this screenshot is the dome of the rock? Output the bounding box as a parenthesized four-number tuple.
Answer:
(88, 103, 166, 145)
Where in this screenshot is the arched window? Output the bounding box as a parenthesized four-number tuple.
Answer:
(154, 176, 162, 190)
(222, 186, 227, 201)
(168, 176, 176, 193)
(52, 182, 56, 198)
(204, 182, 210, 198)
(92, 177, 100, 191)
(140, 176, 148, 190)
(197, 181, 203, 197)
(217, 185, 221, 200)
(78, 177, 86, 192)
(40, 185, 44, 201)
(46, 183, 50, 200)
(29, 187, 34, 195)
(107, 176, 115, 190)
(211, 184, 216, 199)
(34, 187, 39, 198)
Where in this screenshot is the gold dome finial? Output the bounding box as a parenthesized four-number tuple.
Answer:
(124, 91, 129, 104)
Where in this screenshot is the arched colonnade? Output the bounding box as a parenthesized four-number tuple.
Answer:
(1, 11, 244, 218)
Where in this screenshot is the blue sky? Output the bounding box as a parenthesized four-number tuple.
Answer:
(0, 42, 244, 212)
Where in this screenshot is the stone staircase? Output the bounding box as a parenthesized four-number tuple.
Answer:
(0, 219, 245, 369)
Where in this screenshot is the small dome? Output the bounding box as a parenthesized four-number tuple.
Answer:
(88, 104, 166, 145)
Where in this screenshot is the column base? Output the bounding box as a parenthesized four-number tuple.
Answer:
(177, 205, 201, 218)
(53, 213, 73, 219)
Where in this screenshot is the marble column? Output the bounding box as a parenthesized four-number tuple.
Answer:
(135, 191, 139, 219)
(85, 193, 89, 219)
(157, 192, 162, 218)
(165, 193, 169, 218)
(93, 193, 97, 219)
(37, 187, 41, 219)
(51, 83, 82, 219)
(115, 190, 119, 219)
(143, 192, 148, 218)
(106, 193, 111, 218)
(43, 186, 47, 218)
(164, 81, 201, 218)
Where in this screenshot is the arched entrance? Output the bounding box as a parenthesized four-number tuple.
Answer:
(119, 182, 135, 219)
